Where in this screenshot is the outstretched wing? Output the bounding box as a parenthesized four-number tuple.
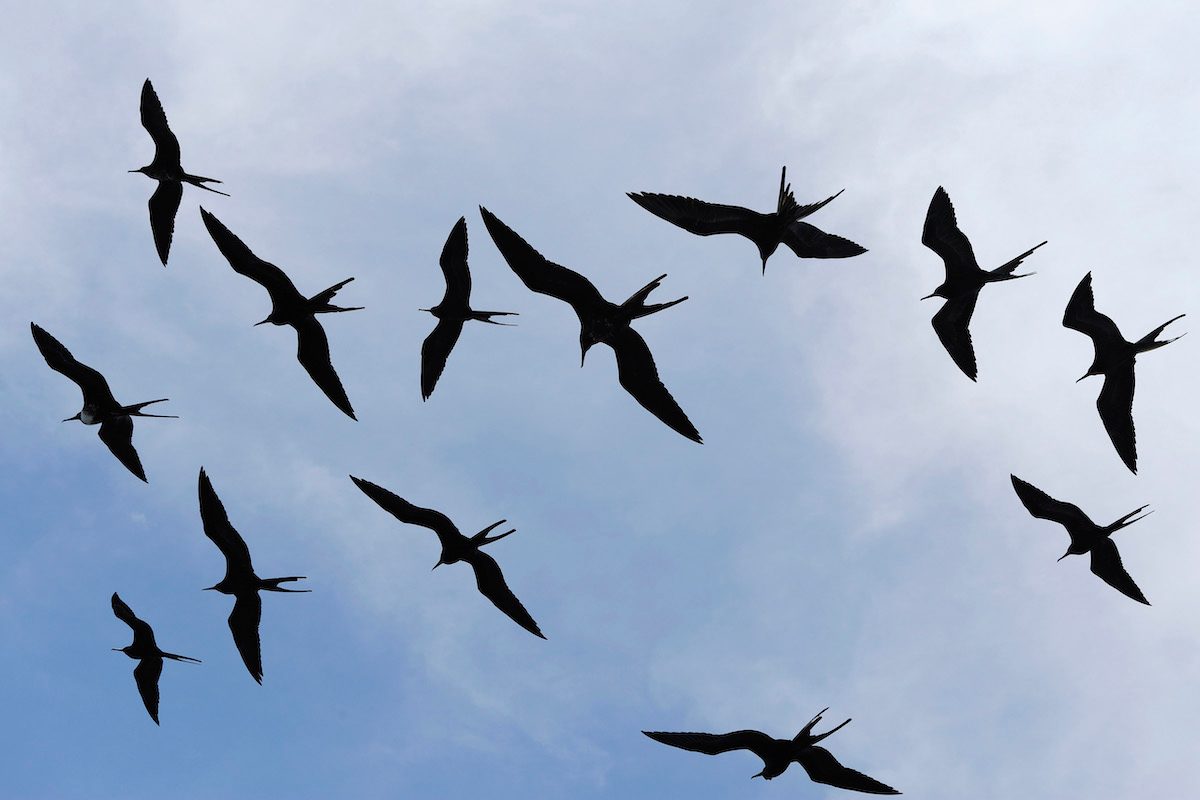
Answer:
(228, 592, 264, 683)
(293, 316, 356, 419)
(98, 416, 147, 482)
(930, 291, 980, 380)
(922, 186, 979, 278)
(438, 216, 472, 308)
(197, 468, 255, 578)
(1096, 363, 1138, 474)
(642, 730, 775, 758)
(420, 318, 465, 400)
(111, 592, 156, 648)
(350, 476, 463, 551)
(626, 192, 760, 238)
(30, 323, 120, 411)
(462, 549, 545, 639)
(200, 208, 304, 304)
(1089, 538, 1149, 605)
(132, 656, 164, 724)
(139, 79, 180, 170)
(148, 179, 182, 266)
(796, 746, 901, 795)
(1010, 475, 1094, 532)
(608, 327, 702, 443)
(1063, 272, 1124, 349)
(782, 220, 867, 259)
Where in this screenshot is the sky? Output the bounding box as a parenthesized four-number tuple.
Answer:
(2, 1, 1199, 797)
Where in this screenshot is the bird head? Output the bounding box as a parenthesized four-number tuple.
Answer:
(62, 412, 81, 423)
(579, 331, 598, 366)
(757, 243, 778, 275)
(111, 646, 134, 658)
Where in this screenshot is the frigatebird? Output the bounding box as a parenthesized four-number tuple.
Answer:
(198, 468, 309, 683)
(30, 322, 176, 482)
(420, 217, 516, 399)
(111, 592, 200, 724)
(350, 476, 545, 639)
(479, 206, 701, 444)
(921, 187, 1046, 380)
(643, 709, 900, 794)
(131, 78, 228, 266)
(200, 208, 361, 419)
(1010, 475, 1152, 605)
(1063, 272, 1184, 474)
(627, 167, 865, 273)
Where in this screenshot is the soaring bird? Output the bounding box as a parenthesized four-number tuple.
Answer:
(200, 208, 361, 419)
(111, 592, 200, 724)
(627, 166, 865, 273)
(1010, 475, 1152, 605)
(921, 187, 1046, 380)
(350, 476, 545, 639)
(130, 78, 228, 266)
(644, 709, 899, 794)
(1063, 272, 1184, 474)
(30, 322, 176, 482)
(420, 217, 516, 399)
(198, 468, 309, 683)
(479, 206, 701, 444)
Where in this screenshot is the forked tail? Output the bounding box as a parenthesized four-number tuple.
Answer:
(310, 277, 364, 314)
(121, 398, 178, 419)
(621, 274, 687, 319)
(471, 519, 516, 546)
(1135, 314, 1185, 354)
(261, 576, 310, 592)
(183, 174, 230, 197)
(1106, 505, 1152, 535)
(162, 651, 202, 663)
(469, 310, 518, 326)
(987, 240, 1047, 282)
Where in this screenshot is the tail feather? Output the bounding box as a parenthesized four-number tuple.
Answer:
(122, 398, 178, 418)
(987, 240, 1047, 281)
(183, 174, 230, 197)
(1136, 314, 1185, 353)
(1107, 505, 1152, 534)
(261, 576, 310, 592)
(622, 274, 687, 318)
(162, 652, 202, 663)
(469, 310, 518, 326)
(311, 277, 364, 313)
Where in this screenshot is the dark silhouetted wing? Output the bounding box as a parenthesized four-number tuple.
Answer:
(438, 216, 472, 308)
(626, 192, 761, 238)
(111, 592, 156, 649)
(642, 730, 775, 759)
(293, 315, 355, 419)
(930, 290, 980, 380)
(783, 221, 867, 259)
(198, 468, 255, 579)
(132, 656, 163, 724)
(1097, 363, 1137, 474)
(30, 323, 120, 411)
(796, 746, 901, 795)
(140, 79, 180, 171)
(462, 549, 544, 639)
(350, 476, 463, 550)
(1010, 475, 1094, 535)
(98, 415, 147, 482)
(420, 318, 464, 400)
(608, 327, 702, 443)
(1063, 272, 1125, 350)
(228, 591, 263, 683)
(200, 208, 305, 305)
(1089, 538, 1149, 605)
(148, 179, 182, 266)
(922, 186, 979, 278)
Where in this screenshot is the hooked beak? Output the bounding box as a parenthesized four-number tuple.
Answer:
(761, 257, 768, 275)
(202, 586, 217, 591)
(1057, 552, 1070, 562)
(62, 413, 80, 422)
(1076, 373, 1090, 383)
(111, 648, 122, 652)
(253, 318, 270, 327)
(432, 559, 444, 571)
(920, 292, 937, 301)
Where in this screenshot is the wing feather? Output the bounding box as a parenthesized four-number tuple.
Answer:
(98, 416, 147, 482)
(139, 79, 180, 170)
(1010, 475, 1094, 531)
(200, 208, 304, 302)
(420, 318, 465, 400)
(293, 316, 356, 419)
(608, 327, 701, 443)
(30, 323, 120, 411)
(796, 745, 901, 795)
(930, 291, 979, 381)
(1089, 538, 1149, 605)
(783, 220, 867, 259)
(197, 468, 254, 576)
(463, 549, 544, 638)
(229, 592, 264, 683)
(479, 207, 606, 311)
(626, 192, 761, 237)
(148, 180, 182, 266)
(922, 187, 979, 278)
(642, 730, 775, 757)
(1097, 363, 1137, 474)
(132, 657, 163, 724)
(350, 476, 463, 550)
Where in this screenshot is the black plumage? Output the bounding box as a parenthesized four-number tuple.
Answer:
(111, 592, 200, 724)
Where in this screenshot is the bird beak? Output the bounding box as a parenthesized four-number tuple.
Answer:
(1076, 374, 1090, 383)
(111, 648, 121, 652)
(1057, 552, 1070, 562)
(761, 257, 768, 275)
(920, 292, 937, 301)
(128, 169, 140, 173)
(62, 413, 80, 422)
(253, 318, 270, 327)
(751, 771, 765, 779)
(580, 348, 588, 368)
(202, 586, 217, 591)
(432, 560, 444, 571)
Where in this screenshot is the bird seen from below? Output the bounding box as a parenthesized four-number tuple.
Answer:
(921, 186, 1046, 380)
(200, 208, 361, 419)
(1063, 272, 1184, 474)
(350, 476, 545, 639)
(30, 322, 176, 482)
(479, 206, 702, 444)
(1010, 474, 1152, 605)
(131, 78, 228, 266)
(198, 468, 310, 683)
(111, 592, 201, 725)
(627, 166, 866, 273)
(643, 708, 900, 794)
(420, 217, 516, 399)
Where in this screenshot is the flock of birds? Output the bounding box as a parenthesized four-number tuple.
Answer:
(27, 78, 1186, 796)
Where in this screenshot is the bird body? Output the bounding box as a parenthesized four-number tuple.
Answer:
(111, 593, 200, 724)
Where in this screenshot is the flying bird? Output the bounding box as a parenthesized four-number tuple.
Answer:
(200, 208, 361, 419)
(420, 217, 516, 399)
(198, 468, 309, 683)
(131, 78, 228, 266)
(350, 476, 545, 639)
(627, 166, 865, 273)
(30, 322, 176, 482)
(921, 187, 1046, 380)
(479, 206, 701, 443)
(1010, 475, 1152, 605)
(111, 592, 200, 725)
(643, 708, 899, 794)
(1064, 272, 1184, 473)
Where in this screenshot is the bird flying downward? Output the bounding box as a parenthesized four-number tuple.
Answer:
(420, 217, 516, 399)
(643, 708, 900, 794)
(350, 476, 545, 639)
(1010, 475, 1152, 605)
(198, 468, 309, 683)
(111, 592, 200, 725)
(479, 206, 701, 444)
(30, 322, 176, 482)
(1063, 272, 1184, 474)
(131, 79, 228, 266)
(200, 208, 361, 419)
(628, 166, 865, 273)
(921, 187, 1046, 380)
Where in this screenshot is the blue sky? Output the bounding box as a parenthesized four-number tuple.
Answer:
(3, 2, 1199, 797)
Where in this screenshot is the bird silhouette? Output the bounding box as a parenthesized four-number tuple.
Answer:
(479, 206, 701, 443)
(627, 167, 865, 273)
(420, 217, 516, 399)
(1010, 475, 1152, 605)
(198, 468, 309, 683)
(111, 592, 200, 725)
(1063, 272, 1184, 474)
(921, 187, 1046, 380)
(30, 322, 176, 482)
(130, 78, 228, 266)
(350, 476, 545, 639)
(644, 708, 899, 794)
(200, 208, 361, 419)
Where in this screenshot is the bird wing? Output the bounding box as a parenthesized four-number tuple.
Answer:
(132, 656, 163, 724)
(228, 591, 264, 683)
(796, 746, 901, 795)
(420, 318, 465, 400)
(1097, 362, 1138, 474)
(462, 548, 545, 639)
(930, 290, 980, 380)
(30, 323, 121, 411)
(98, 415, 147, 482)
(608, 326, 702, 443)
(293, 315, 356, 419)
(147, 179, 182, 266)
(1089, 538, 1149, 605)
(438, 216, 472, 307)
(200, 208, 305, 303)
(1010, 475, 1094, 532)
(111, 592, 156, 648)
(197, 468, 255, 577)
(1063, 272, 1124, 348)
(641, 730, 775, 758)
(350, 476, 463, 550)
(922, 186, 979, 278)
(782, 220, 867, 259)
(139, 79, 180, 171)
(626, 192, 762, 237)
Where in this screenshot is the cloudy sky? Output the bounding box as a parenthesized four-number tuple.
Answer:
(3, 1, 1199, 797)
